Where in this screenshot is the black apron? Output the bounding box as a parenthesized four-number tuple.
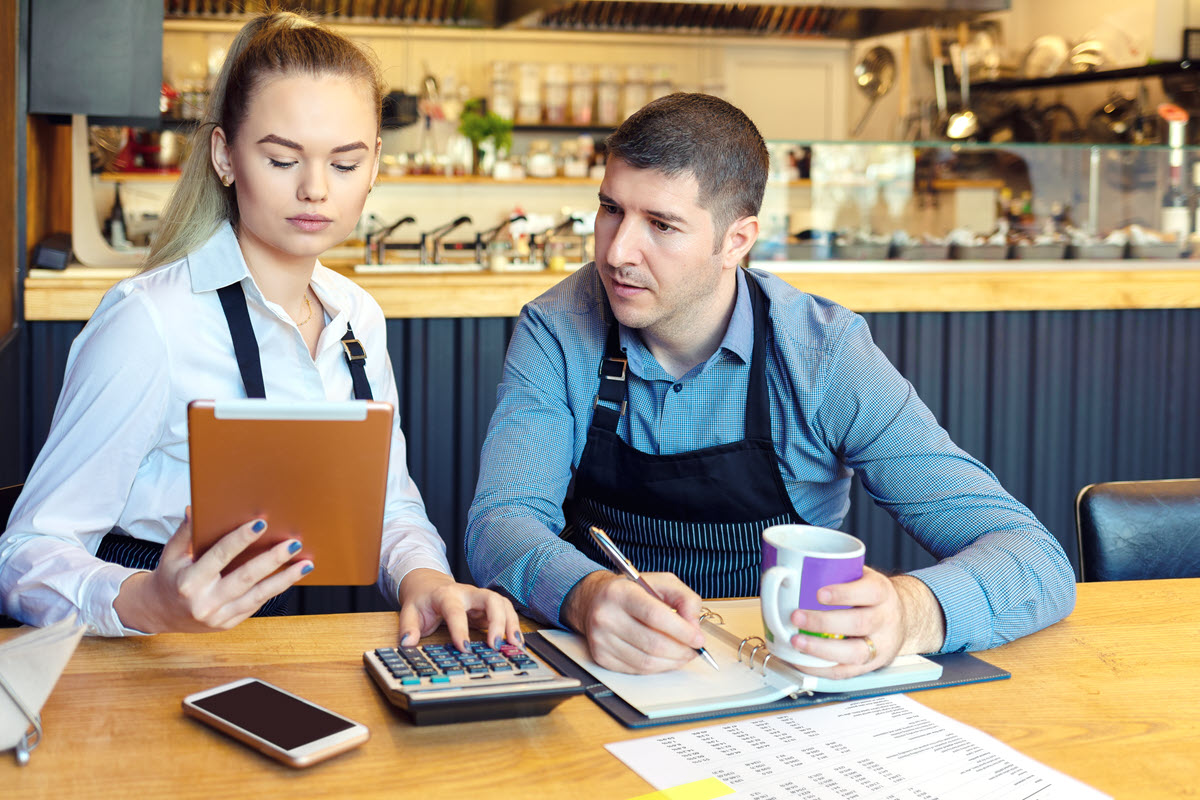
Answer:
(95, 281, 373, 617)
(563, 273, 807, 599)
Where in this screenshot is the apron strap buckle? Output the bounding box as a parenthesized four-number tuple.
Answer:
(599, 355, 627, 382)
(341, 338, 367, 362)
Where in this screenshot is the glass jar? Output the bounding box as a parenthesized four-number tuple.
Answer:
(526, 139, 557, 178)
(648, 65, 673, 102)
(621, 65, 647, 121)
(570, 65, 594, 126)
(596, 66, 620, 127)
(516, 63, 542, 125)
(544, 63, 569, 125)
(490, 61, 515, 121)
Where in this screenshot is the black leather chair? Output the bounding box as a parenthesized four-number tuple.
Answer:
(1, 484, 22, 626)
(1075, 479, 1200, 582)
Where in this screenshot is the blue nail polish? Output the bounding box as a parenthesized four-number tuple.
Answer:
(301, 563, 314, 575)
(513, 631, 524, 645)
(492, 636, 502, 650)
(252, 519, 266, 533)
(400, 633, 413, 646)
(288, 540, 302, 554)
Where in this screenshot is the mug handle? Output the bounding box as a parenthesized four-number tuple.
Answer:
(761, 565, 800, 644)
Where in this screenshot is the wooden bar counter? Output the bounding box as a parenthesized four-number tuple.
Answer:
(1, 579, 1197, 798)
(23, 260, 1200, 320)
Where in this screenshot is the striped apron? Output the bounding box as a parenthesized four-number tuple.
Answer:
(95, 281, 374, 617)
(563, 273, 806, 599)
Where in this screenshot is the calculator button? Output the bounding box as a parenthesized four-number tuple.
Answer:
(466, 666, 489, 674)
(443, 668, 465, 676)
(430, 675, 451, 684)
(488, 663, 513, 672)
(400, 676, 421, 686)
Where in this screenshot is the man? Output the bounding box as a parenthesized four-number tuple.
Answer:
(466, 93, 1075, 677)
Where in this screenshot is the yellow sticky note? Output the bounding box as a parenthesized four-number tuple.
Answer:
(625, 776, 735, 800)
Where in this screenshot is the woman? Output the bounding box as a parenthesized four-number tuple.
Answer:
(0, 11, 519, 648)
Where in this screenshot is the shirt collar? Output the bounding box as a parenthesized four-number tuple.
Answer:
(186, 220, 348, 319)
(617, 267, 754, 377)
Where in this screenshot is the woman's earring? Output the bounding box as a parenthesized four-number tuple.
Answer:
(220, 174, 233, 187)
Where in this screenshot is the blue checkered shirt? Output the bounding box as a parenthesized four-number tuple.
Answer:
(466, 265, 1076, 652)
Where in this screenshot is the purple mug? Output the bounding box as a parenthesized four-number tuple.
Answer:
(761, 525, 865, 667)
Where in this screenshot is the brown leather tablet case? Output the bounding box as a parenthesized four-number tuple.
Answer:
(187, 399, 393, 586)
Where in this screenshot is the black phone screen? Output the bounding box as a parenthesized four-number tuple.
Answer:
(191, 681, 355, 751)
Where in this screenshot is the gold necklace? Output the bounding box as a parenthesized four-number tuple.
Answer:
(296, 293, 313, 326)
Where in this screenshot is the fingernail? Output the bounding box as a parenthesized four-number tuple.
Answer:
(301, 563, 314, 575)
(252, 519, 266, 533)
(492, 636, 503, 650)
(460, 640, 471, 652)
(513, 631, 524, 645)
(792, 610, 808, 627)
(288, 540, 302, 554)
(400, 633, 413, 646)
(817, 589, 832, 604)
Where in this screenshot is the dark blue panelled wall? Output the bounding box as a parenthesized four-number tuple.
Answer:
(22, 307, 1200, 614)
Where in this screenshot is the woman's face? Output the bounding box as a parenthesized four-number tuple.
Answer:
(211, 72, 380, 270)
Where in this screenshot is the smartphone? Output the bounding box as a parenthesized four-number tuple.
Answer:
(182, 678, 369, 768)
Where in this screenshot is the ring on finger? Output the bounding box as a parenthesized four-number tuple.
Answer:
(862, 635, 877, 664)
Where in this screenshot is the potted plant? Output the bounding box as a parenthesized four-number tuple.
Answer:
(457, 99, 513, 176)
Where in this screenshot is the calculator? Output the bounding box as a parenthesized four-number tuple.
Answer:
(363, 640, 584, 725)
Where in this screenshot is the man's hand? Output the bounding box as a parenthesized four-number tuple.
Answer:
(782, 568, 946, 679)
(114, 509, 312, 633)
(562, 570, 706, 674)
(396, 568, 521, 653)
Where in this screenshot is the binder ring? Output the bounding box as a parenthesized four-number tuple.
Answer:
(737, 635, 765, 664)
(699, 607, 724, 625)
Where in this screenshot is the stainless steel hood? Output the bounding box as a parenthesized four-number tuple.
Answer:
(495, 0, 1010, 39)
(165, 1, 1009, 40)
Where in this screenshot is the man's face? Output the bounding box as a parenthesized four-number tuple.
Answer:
(594, 158, 731, 347)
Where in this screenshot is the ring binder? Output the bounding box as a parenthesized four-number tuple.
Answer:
(527, 598, 1005, 728)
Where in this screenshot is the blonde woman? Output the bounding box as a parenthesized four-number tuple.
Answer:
(0, 12, 519, 649)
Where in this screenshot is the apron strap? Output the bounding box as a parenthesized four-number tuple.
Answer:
(590, 270, 773, 439)
(341, 325, 374, 401)
(216, 281, 373, 401)
(742, 272, 773, 442)
(592, 321, 627, 432)
(216, 283, 267, 399)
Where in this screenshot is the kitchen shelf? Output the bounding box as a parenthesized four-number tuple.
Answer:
(974, 60, 1195, 92)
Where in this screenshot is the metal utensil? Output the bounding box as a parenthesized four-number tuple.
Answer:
(852, 46, 896, 136)
(945, 25, 978, 139)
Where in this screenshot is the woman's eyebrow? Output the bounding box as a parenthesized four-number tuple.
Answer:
(255, 134, 368, 154)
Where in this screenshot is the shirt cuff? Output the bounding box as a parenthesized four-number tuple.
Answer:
(528, 555, 607, 630)
(906, 562, 990, 654)
(82, 563, 155, 637)
(382, 555, 455, 610)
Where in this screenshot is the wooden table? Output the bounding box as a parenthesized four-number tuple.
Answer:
(2, 579, 1197, 798)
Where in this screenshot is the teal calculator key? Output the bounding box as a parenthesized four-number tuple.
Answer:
(430, 675, 451, 684)
(400, 676, 421, 686)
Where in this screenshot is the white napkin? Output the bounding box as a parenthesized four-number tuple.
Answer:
(0, 614, 85, 751)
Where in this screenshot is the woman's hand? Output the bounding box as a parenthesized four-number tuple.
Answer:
(114, 508, 312, 633)
(396, 568, 521, 652)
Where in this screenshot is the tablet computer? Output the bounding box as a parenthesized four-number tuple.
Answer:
(187, 399, 393, 586)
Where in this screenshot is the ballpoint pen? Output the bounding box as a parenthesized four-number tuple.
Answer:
(588, 525, 720, 671)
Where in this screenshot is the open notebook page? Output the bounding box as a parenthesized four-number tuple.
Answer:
(537, 598, 942, 719)
(537, 627, 799, 719)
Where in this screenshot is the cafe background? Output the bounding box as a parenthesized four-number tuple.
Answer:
(5, 0, 1200, 615)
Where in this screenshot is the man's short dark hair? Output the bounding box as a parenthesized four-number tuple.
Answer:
(605, 93, 768, 247)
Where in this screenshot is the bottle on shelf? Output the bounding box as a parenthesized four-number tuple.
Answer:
(1159, 106, 1190, 253)
(106, 185, 129, 248)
